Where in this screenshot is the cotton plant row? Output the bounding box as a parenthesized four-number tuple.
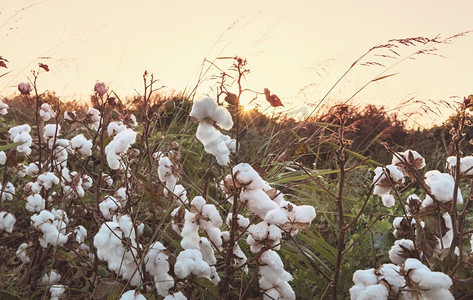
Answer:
(350, 148, 473, 299)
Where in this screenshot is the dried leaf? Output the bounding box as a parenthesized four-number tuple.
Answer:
(264, 88, 283, 107)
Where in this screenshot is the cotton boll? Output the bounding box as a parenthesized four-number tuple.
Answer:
(196, 122, 232, 165)
(105, 128, 137, 170)
(242, 189, 279, 219)
(43, 124, 61, 139)
(172, 184, 187, 206)
(99, 196, 121, 220)
(382, 194, 395, 207)
(199, 237, 217, 265)
(377, 264, 404, 295)
(86, 108, 101, 130)
(81, 174, 93, 189)
(174, 249, 212, 280)
(163, 292, 187, 300)
(16, 243, 30, 264)
(41, 270, 61, 285)
(70, 134, 93, 156)
(180, 210, 200, 250)
(49, 284, 66, 300)
(26, 162, 40, 177)
(114, 187, 128, 207)
(424, 170, 463, 204)
(352, 269, 378, 286)
(437, 213, 453, 250)
(9, 124, 32, 155)
(158, 156, 178, 195)
(372, 165, 404, 196)
(392, 149, 425, 174)
(39, 103, 56, 121)
(357, 284, 389, 300)
(0, 100, 9, 115)
(0, 211, 16, 233)
(107, 121, 127, 137)
(189, 97, 233, 130)
(25, 194, 45, 212)
(446, 156, 473, 177)
(145, 242, 174, 296)
(119, 290, 147, 300)
(0, 151, 6, 165)
(389, 239, 415, 265)
(0, 182, 15, 201)
(231, 163, 267, 190)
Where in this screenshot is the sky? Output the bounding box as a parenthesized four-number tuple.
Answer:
(1, 0, 472, 127)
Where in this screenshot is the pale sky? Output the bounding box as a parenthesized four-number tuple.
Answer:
(1, 0, 472, 126)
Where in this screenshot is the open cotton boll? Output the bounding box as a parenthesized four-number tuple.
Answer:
(241, 188, 279, 219)
(74, 225, 87, 244)
(26, 194, 45, 212)
(403, 258, 453, 291)
(114, 187, 128, 207)
(39, 103, 56, 121)
(41, 270, 61, 285)
(174, 249, 212, 280)
(381, 194, 395, 207)
(437, 212, 453, 250)
(105, 128, 137, 170)
(196, 122, 232, 165)
(26, 162, 40, 177)
(43, 124, 61, 139)
(180, 210, 200, 250)
(158, 156, 178, 195)
(0, 211, 16, 233)
(424, 170, 462, 204)
(16, 243, 30, 264)
(231, 163, 267, 190)
(377, 264, 404, 295)
(145, 242, 174, 296)
(172, 184, 187, 206)
(199, 237, 217, 265)
(189, 97, 233, 130)
(355, 284, 389, 300)
(49, 284, 66, 300)
(352, 268, 378, 286)
(0, 151, 6, 165)
(392, 149, 425, 174)
(37, 172, 60, 190)
(107, 121, 127, 137)
(164, 292, 187, 300)
(0, 182, 15, 201)
(372, 165, 404, 196)
(9, 124, 32, 155)
(247, 221, 281, 253)
(258, 250, 295, 300)
(389, 239, 415, 265)
(86, 108, 101, 130)
(70, 134, 93, 156)
(99, 196, 121, 220)
(0, 100, 9, 115)
(226, 213, 250, 232)
(119, 290, 147, 300)
(446, 156, 473, 177)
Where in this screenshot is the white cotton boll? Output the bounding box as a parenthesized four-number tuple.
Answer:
(173, 185, 187, 206)
(74, 225, 87, 244)
(196, 122, 232, 165)
(0, 100, 9, 115)
(392, 149, 425, 171)
(199, 237, 217, 265)
(13, 131, 33, 155)
(294, 205, 316, 223)
(9, 124, 31, 139)
(105, 128, 137, 170)
(51, 208, 69, 224)
(41, 270, 61, 285)
(107, 121, 126, 137)
(209, 266, 221, 284)
(0, 182, 15, 201)
(263, 288, 281, 300)
(423, 288, 454, 300)
(180, 210, 200, 250)
(222, 135, 236, 152)
(114, 187, 128, 207)
(49, 284, 66, 300)
(189, 97, 233, 130)
(446, 156, 473, 177)
(174, 249, 212, 280)
(31, 210, 55, 228)
(352, 269, 378, 286)
(39, 103, 56, 121)
(37, 172, 60, 190)
(190, 196, 206, 211)
(81, 174, 93, 189)
(164, 292, 187, 300)
(26, 162, 40, 177)
(409, 268, 452, 290)
(389, 239, 415, 265)
(437, 213, 453, 250)
(372, 165, 404, 196)
(99, 196, 121, 220)
(16, 243, 30, 264)
(357, 284, 389, 300)
(0, 151, 6, 165)
(243, 189, 279, 219)
(26, 194, 45, 212)
(247, 222, 281, 253)
(64, 111, 76, 121)
(86, 108, 101, 130)
(378, 264, 404, 294)
(43, 124, 61, 139)
(424, 170, 463, 204)
(70, 134, 93, 156)
(119, 290, 147, 300)
(231, 163, 266, 190)
(226, 213, 250, 231)
(145, 242, 174, 296)
(158, 156, 178, 195)
(0, 211, 16, 233)
(382, 194, 395, 207)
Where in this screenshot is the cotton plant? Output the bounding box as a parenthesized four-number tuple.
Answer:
(189, 97, 235, 165)
(31, 210, 69, 248)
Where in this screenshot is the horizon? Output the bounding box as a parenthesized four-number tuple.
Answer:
(1, 0, 472, 128)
